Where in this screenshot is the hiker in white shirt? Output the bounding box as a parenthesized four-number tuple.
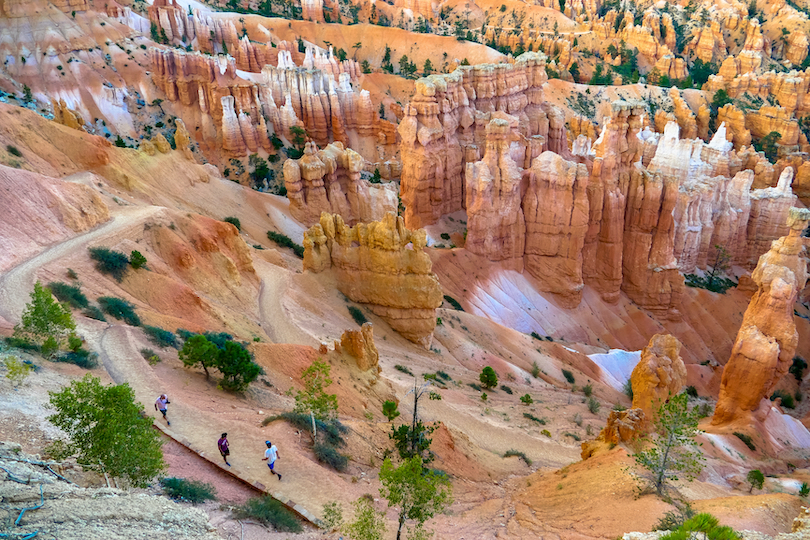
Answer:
(262, 440, 282, 481)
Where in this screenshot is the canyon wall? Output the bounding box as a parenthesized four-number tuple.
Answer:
(303, 212, 443, 347)
(150, 47, 393, 163)
(401, 54, 799, 317)
(712, 207, 810, 427)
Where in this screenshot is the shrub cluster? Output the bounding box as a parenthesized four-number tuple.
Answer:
(733, 432, 756, 452)
(160, 477, 217, 504)
(88, 247, 130, 281)
(143, 325, 177, 348)
(561, 369, 575, 384)
(442, 295, 464, 311)
(347, 306, 368, 326)
(266, 231, 304, 258)
(232, 496, 303, 532)
(98, 297, 141, 326)
(47, 282, 88, 309)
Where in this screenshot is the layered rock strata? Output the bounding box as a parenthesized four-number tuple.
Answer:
(303, 213, 443, 347)
(284, 142, 397, 226)
(712, 207, 810, 426)
(399, 52, 556, 229)
(150, 48, 388, 161)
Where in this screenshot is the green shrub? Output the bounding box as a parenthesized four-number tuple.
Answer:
(6, 145, 22, 157)
(266, 231, 304, 258)
(500, 384, 513, 395)
(523, 412, 545, 424)
(47, 282, 88, 309)
(143, 325, 177, 348)
(223, 216, 241, 231)
(564, 432, 581, 441)
(98, 297, 141, 326)
(771, 389, 795, 409)
(531, 361, 541, 378)
(733, 432, 756, 451)
(686, 385, 698, 398)
(443, 295, 464, 311)
(654, 502, 695, 531)
(314, 443, 349, 472)
(55, 349, 99, 369)
(623, 379, 634, 400)
(801, 482, 809, 497)
(262, 412, 347, 448)
(67, 268, 78, 280)
(583, 383, 593, 397)
(587, 397, 601, 414)
(790, 356, 807, 382)
(394, 364, 414, 376)
(520, 394, 534, 405)
(684, 273, 736, 294)
(129, 250, 148, 270)
(348, 306, 368, 326)
(82, 305, 107, 321)
(480, 366, 498, 389)
(531, 331, 542, 341)
(233, 496, 303, 532)
(4, 336, 41, 352)
(504, 449, 532, 466)
(561, 369, 575, 384)
(468, 382, 482, 391)
(88, 247, 130, 281)
(541, 429, 551, 437)
(661, 513, 739, 540)
(160, 477, 217, 504)
(436, 371, 451, 381)
(382, 400, 400, 421)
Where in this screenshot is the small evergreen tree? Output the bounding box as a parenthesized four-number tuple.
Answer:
(130, 250, 148, 270)
(632, 393, 705, 497)
(423, 58, 433, 75)
(383, 400, 400, 421)
(344, 497, 386, 540)
(747, 469, 764, 493)
(479, 366, 498, 389)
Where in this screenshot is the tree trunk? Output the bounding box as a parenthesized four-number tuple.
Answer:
(397, 514, 406, 540)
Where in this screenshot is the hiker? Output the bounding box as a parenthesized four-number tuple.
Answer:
(262, 440, 281, 481)
(154, 394, 170, 426)
(218, 433, 231, 466)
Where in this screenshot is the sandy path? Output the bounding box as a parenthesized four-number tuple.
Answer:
(0, 205, 160, 323)
(256, 259, 315, 346)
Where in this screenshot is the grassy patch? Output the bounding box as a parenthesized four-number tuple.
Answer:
(160, 477, 217, 504)
(82, 305, 107, 321)
(55, 349, 99, 369)
(523, 412, 546, 424)
(233, 496, 303, 532)
(266, 231, 304, 258)
(394, 364, 414, 376)
(98, 296, 141, 326)
(733, 432, 756, 451)
(47, 282, 88, 309)
(563, 432, 581, 441)
(143, 325, 177, 348)
(504, 449, 532, 466)
(313, 443, 348, 472)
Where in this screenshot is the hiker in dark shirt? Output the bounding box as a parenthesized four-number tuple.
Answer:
(218, 433, 231, 466)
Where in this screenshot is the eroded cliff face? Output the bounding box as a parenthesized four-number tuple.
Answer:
(712, 207, 810, 427)
(284, 141, 397, 226)
(149, 46, 390, 163)
(398, 52, 554, 229)
(303, 212, 443, 347)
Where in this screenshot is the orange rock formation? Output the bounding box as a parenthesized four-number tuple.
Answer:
(712, 207, 810, 427)
(630, 334, 687, 419)
(303, 212, 443, 347)
(283, 141, 397, 226)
